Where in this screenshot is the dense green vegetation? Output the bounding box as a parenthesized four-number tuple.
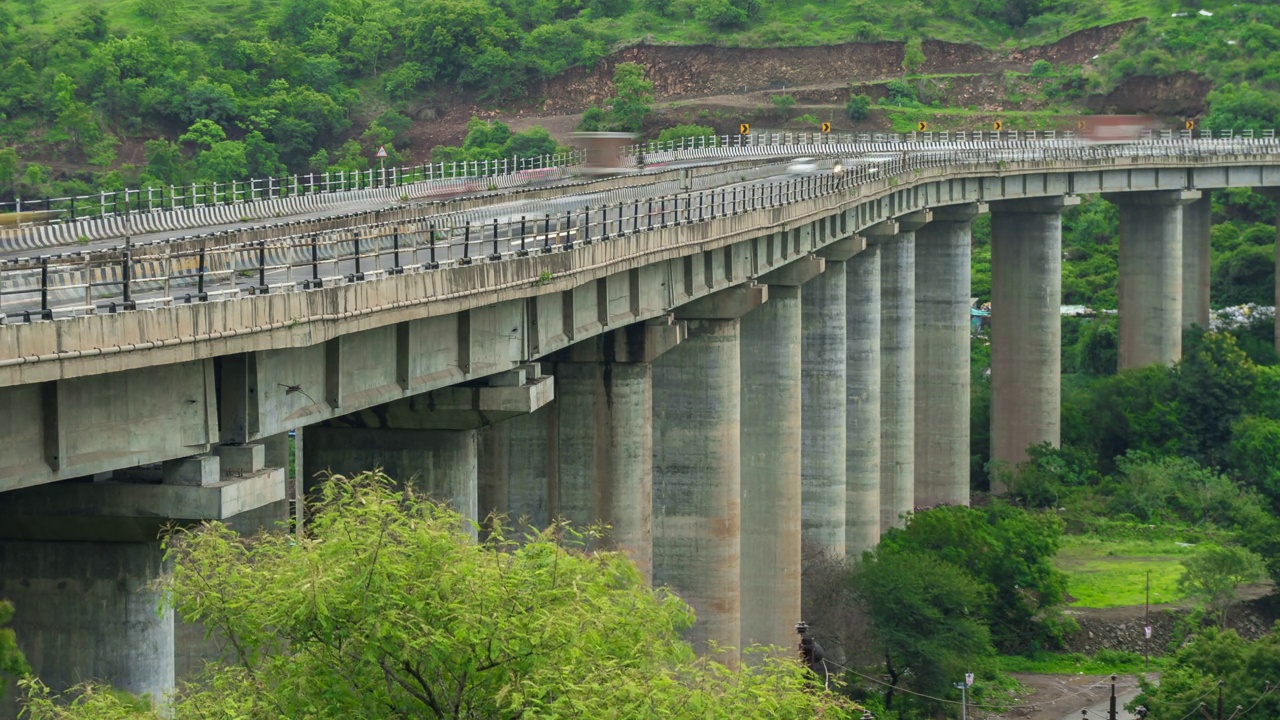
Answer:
(16, 472, 860, 720)
(1, 0, 1279, 203)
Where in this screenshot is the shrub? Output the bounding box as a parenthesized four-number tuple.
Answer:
(1029, 59, 1053, 78)
(846, 93, 872, 121)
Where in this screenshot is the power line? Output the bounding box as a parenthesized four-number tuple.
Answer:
(828, 659, 1114, 713)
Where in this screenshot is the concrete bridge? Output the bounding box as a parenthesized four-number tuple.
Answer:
(2, 138, 1279, 712)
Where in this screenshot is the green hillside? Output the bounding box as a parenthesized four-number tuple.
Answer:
(1, 0, 1279, 201)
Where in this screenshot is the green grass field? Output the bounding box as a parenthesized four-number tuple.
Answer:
(1053, 536, 1197, 609)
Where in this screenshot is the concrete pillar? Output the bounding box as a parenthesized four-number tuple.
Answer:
(552, 320, 683, 583)
(801, 249, 850, 561)
(654, 284, 765, 659)
(1107, 190, 1199, 368)
(989, 197, 1077, 475)
(741, 257, 820, 649)
(478, 408, 553, 531)
(0, 455, 286, 716)
(304, 427, 479, 524)
(914, 204, 980, 508)
(0, 540, 173, 706)
(869, 212, 928, 532)
(845, 242, 881, 555)
(1182, 194, 1212, 330)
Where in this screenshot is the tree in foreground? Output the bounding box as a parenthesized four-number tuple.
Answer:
(1136, 625, 1280, 719)
(1177, 545, 1266, 627)
(20, 472, 856, 720)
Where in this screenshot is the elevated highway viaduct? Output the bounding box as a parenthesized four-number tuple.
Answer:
(2, 140, 1279, 712)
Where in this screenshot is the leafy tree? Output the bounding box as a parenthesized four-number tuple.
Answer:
(179, 120, 227, 150)
(657, 123, 717, 145)
(1230, 415, 1280, 506)
(694, 0, 748, 29)
(1136, 627, 1280, 720)
(851, 546, 992, 711)
(878, 503, 1070, 652)
(1, 600, 29, 698)
(142, 139, 191, 186)
(1176, 331, 1258, 465)
(1029, 59, 1053, 77)
(18, 472, 859, 720)
(607, 62, 653, 133)
(771, 94, 796, 119)
(845, 93, 872, 121)
(0, 148, 19, 197)
(1205, 82, 1280, 134)
(1178, 546, 1266, 626)
(197, 141, 248, 183)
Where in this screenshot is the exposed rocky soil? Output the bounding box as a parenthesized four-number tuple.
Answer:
(407, 19, 1209, 153)
(1063, 583, 1276, 657)
(537, 22, 1142, 112)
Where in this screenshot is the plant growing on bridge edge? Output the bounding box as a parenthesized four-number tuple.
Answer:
(17, 472, 860, 719)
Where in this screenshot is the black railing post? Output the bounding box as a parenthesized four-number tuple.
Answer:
(599, 205, 607, 239)
(462, 224, 471, 263)
(40, 257, 51, 320)
(198, 242, 207, 297)
(310, 234, 321, 286)
(647, 200, 653, 229)
(121, 248, 132, 306)
(352, 231, 363, 280)
(542, 214, 552, 253)
(490, 218, 500, 260)
(392, 227, 402, 272)
(257, 239, 267, 292)
(428, 223, 439, 269)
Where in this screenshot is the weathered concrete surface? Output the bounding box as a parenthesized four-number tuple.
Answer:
(1182, 194, 1212, 330)
(0, 540, 173, 713)
(652, 317, 743, 659)
(551, 321, 684, 582)
(0, 360, 216, 492)
(877, 228, 916, 532)
(800, 256, 847, 562)
(740, 284, 803, 650)
(989, 197, 1076, 478)
(914, 204, 979, 508)
(477, 406, 553, 532)
(1106, 190, 1199, 368)
(303, 427, 479, 527)
(845, 243, 881, 555)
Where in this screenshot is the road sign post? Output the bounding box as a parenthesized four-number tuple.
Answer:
(376, 145, 389, 187)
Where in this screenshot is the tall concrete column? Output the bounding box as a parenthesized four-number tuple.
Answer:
(845, 241, 881, 556)
(552, 321, 684, 583)
(802, 242, 860, 562)
(478, 407, 554, 532)
(741, 257, 821, 649)
(914, 204, 980, 508)
(0, 540, 174, 706)
(868, 212, 928, 533)
(989, 197, 1077, 476)
(1182, 194, 1212, 330)
(654, 284, 765, 659)
(0, 449, 286, 716)
(1107, 190, 1199, 368)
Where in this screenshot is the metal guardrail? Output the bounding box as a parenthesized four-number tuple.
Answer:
(0, 152, 585, 226)
(2, 137, 1279, 323)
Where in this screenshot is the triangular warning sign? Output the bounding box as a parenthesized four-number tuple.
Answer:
(376, 145, 389, 158)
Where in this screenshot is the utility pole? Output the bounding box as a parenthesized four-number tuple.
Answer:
(1144, 570, 1151, 669)
(1109, 674, 1118, 720)
(953, 682, 967, 720)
